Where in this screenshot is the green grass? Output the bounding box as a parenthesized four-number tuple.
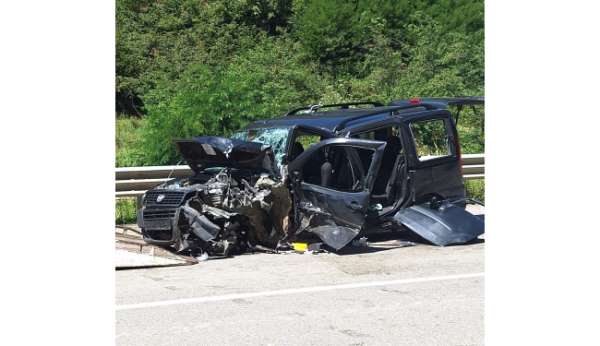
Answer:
(116, 198, 138, 224)
(116, 116, 146, 167)
(455, 106, 485, 154)
(465, 179, 485, 203)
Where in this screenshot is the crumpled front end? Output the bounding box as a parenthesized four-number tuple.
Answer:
(138, 170, 292, 258)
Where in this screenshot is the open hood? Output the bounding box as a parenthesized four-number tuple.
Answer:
(175, 136, 275, 174)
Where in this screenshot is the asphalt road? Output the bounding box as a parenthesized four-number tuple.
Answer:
(116, 221, 484, 346)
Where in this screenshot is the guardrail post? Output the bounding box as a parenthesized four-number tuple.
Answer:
(136, 194, 143, 212)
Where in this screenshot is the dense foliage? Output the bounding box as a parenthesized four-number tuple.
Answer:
(116, 0, 484, 166)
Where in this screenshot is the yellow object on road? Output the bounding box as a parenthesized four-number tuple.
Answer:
(292, 242, 308, 252)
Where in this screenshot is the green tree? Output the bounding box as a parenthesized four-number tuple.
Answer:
(138, 37, 326, 165)
(115, 0, 485, 166)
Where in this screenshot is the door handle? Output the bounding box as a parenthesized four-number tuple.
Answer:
(348, 201, 363, 211)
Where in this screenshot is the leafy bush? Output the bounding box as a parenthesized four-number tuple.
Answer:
(116, 198, 137, 224)
(456, 105, 484, 154)
(138, 37, 327, 165)
(116, 117, 146, 167)
(465, 179, 485, 203)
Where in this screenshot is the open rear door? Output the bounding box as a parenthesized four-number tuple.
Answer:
(393, 200, 484, 246)
(288, 138, 386, 250)
(389, 97, 484, 125)
(390, 97, 485, 245)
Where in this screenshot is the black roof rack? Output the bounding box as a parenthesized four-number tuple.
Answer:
(389, 97, 484, 107)
(284, 101, 384, 116)
(332, 103, 436, 132)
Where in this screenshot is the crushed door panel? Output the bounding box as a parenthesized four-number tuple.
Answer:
(288, 138, 387, 250)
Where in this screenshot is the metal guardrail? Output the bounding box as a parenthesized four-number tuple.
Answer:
(116, 153, 485, 198)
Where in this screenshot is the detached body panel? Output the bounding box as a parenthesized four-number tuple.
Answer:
(393, 201, 484, 246)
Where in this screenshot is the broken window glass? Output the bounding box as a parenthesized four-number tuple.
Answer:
(231, 127, 292, 168)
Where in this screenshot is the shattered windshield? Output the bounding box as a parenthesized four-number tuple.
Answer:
(231, 127, 291, 168)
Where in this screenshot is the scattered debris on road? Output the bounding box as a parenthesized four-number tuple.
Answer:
(115, 227, 197, 269)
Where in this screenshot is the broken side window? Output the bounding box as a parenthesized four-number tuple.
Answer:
(410, 119, 451, 161)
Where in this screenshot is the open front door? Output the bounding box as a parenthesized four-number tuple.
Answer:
(288, 138, 386, 250)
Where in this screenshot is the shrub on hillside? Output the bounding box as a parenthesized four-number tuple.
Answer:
(137, 37, 326, 165)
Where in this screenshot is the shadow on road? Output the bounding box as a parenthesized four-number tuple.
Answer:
(331, 227, 485, 256)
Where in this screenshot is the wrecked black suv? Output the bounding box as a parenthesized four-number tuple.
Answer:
(137, 98, 484, 257)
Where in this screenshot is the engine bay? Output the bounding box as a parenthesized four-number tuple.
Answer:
(139, 168, 292, 258)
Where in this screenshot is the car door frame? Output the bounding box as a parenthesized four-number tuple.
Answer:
(338, 116, 412, 211)
(285, 125, 335, 164)
(399, 110, 465, 204)
(288, 137, 387, 241)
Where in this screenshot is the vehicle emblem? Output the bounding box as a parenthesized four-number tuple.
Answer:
(156, 194, 165, 203)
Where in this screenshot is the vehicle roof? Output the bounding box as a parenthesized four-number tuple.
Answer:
(389, 96, 484, 108)
(244, 105, 433, 132)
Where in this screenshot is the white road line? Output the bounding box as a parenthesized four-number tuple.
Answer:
(116, 272, 484, 311)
